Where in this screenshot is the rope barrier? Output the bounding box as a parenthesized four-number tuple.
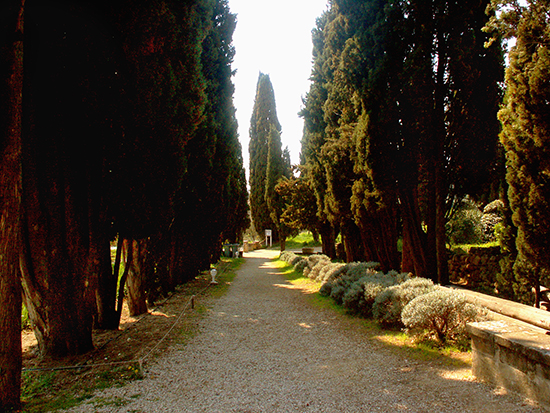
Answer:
(22, 262, 231, 374)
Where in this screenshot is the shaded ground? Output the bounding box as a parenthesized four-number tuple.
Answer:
(21, 266, 227, 411)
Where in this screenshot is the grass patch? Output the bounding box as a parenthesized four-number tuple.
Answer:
(209, 257, 243, 298)
(270, 231, 322, 250)
(21, 371, 93, 413)
(449, 241, 499, 253)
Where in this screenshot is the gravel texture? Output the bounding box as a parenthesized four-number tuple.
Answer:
(66, 249, 547, 412)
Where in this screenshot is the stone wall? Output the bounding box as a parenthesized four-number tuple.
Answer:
(448, 246, 502, 291)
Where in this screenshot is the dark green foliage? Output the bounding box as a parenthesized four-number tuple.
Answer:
(299, 9, 338, 259)
(16, 0, 247, 355)
(168, 0, 248, 283)
(494, 0, 550, 307)
(301, 0, 503, 276)
(276, 173, 320, 234)
(265, 125, 293, 248)
(446, 198, 484, 245)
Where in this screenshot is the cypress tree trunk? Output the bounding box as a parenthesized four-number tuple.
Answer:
(21, 170, 95, 356)
(95, 237, 119, 330)
(320, 221, 336, 259)
(127, 239, 148, 316)
(341, 220, 366, 263)
(0, 0, 24, 408)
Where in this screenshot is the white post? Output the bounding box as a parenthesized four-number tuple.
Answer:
(210, 268, 218, 284)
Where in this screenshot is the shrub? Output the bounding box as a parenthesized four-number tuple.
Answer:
(327, 267, 377, 305)
(319, 282, 333, 297)
(280, 251, 301, 265)
(446, 197, 484, 245)
(344, 261, 381, 279)
(401, 288, 483, 344)
(303, 254, 330, 278)
(481, 200, 504, 242)
(361, 273, 401, 317)
(340, 270, 409, 316)
(329, 284, 346, 304)
(317, 263, 345, 284)
(294, 258, 308, 273)
(308, 258, 333, 281)
(279, 251, 308, 274)
(373, 278, 436, 327)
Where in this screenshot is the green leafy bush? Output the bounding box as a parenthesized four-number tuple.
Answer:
(446, 197, 484, 245)
(401, 288, 483, 344)
(373, 278, 435, 327)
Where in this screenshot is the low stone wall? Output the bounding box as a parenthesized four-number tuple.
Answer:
(448, 246, 502, 290)
(467, 319, 550, 407)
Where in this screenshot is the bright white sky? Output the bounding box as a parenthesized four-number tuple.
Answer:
(228, 0, 329, 173)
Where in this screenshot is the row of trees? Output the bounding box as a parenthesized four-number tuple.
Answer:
(0, 0, 248, 409)
(298, 0, 504, 283)
(291, 0, 549, 305)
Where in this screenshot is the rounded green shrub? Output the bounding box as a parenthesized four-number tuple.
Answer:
(373, 278, 436, 327)
(401, 288, 483, 344)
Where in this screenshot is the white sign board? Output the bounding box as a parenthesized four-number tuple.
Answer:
(265, 229, 273, 247)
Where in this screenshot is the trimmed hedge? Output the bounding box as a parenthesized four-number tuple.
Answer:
(279, 251, 484, 345)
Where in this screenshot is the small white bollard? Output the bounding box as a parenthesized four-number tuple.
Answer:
(210, 268, 218, 285)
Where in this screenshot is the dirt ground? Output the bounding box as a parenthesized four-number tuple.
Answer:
(21, 269, 220, 408)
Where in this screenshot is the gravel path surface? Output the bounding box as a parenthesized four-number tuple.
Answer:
(66, 249, 547, 412)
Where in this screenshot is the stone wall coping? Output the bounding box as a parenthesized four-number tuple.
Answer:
(448, 285, 550, 331)
(467, 319, 550, 365)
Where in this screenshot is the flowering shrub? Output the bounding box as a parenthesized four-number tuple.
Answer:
(373, 277, 435, 327)
(401, 288, 483, 344)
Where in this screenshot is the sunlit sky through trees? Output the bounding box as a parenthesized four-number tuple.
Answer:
(229, 0, 329, 174)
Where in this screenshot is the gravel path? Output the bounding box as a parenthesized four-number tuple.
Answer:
(66, 249, 547, 412)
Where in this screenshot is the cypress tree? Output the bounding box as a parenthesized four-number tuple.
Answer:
(249, 73, 281, 238)
(265, 125, 291, 249)
(299, 9, 337, 258)
(495, 0, 550, 306)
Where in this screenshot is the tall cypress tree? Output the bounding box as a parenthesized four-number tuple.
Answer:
(249, 73, 281, 238)
(265, 125, 291, 249)
(300, 10, 337, 258)
(494, 0, 550, 306)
